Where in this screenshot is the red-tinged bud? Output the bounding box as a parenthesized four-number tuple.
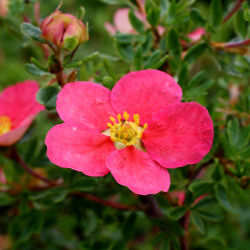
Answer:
(41, 11, 88, 51)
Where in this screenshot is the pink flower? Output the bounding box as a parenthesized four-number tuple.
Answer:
(0, 81, 44, 146)
(45, 70, 213, 195)
(105, 8, 164, 36)
(41, 11, 88, 51)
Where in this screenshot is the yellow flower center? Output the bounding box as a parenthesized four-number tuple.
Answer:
(107, 111, 147, 146)
(0, 116, 11, 135)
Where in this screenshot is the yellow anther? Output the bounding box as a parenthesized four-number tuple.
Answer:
(107, 123, 113, 128)
(123, 111, 129, 121)
(117, 113, 122, 122)
(133, 114, 140, 125)
(107, 111, 147, 146)
(0, 116, 11, 135)
(109, 116, 116, 123)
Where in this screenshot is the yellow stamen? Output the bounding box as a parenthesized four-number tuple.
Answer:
(107, 111, 147, 146)
(0, 116, 11, 135)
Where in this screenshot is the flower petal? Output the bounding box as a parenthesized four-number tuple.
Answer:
(106, 147, 170, 195)
(111, 70, 182, 124)
(57, 82, 115, 132)
(0, 120, 31, 146)
(0, 81, 44, 128)
(143, 102, 214, 168)
(45, 123, 115, 177)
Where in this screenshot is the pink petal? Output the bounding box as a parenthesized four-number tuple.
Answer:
(106, 147, 170, 195)
(0, 115, 35, 146)
(114, 8, 134, 34)
(0, 80, 44, 128)
(56, 82, 115, 132)
(188, 27, 205, 42)
(104, 22, 117, 35)
(45, 123, 115, 177)
(143, 102, 214, 168)
(111, 70, 182, 124)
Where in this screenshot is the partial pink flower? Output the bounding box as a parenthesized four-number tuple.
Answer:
(0, 81, 44, 146)
(105, 7, 164, 36)
(41, 11, 88, 51)
(46, 69, 213, 195)
(187, 27, 205, 42)
(0, 0, 9, 17)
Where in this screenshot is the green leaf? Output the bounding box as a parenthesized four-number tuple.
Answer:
(215, 184, 237, 213)
(9, 210, 44, 242)
(145, 0, 161, 26)
(184, 43, 207, 63)
(167, 28, 182, 59)
(168, 206, 186, 220)
(234, 9, 247, 38)
(129, 10, 145, 34)
(192, 196, 217, 210)
(144, 50, 162, 68)
(209, 0, 223, 27)
(115, 42, 134, 62)
(36, 86, 60, 110)
(190, 8, 206, 26)
(25, 63, 51, 77)
(71, 177, 98, 192)
(122, 213, 137, 241)
(134, 45, 143, 70)
(189, 180, 213, 198)
(192, 213, 205, 234)
(20, 22, 45, 43)
(196, 210, 222, 221)
(242, 2, 250, 22)
(100, 0, 128, 4)
(178, 63, 188, 86)
(0, 192, 15, 207)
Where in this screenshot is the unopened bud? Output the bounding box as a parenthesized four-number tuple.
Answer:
(41, 11, 88, 51)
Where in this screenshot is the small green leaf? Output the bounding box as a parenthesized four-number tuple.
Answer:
(184, 43, 207, 63)
(242, 2, 250, 22)
(134, 45, 143, 70)
(129, 10, 144, 34)
(192, 213, 205, 234)
(196, 210, 222, 221)
(190, 8, 206, 26)
(178, 63, 189, 86)
(167, 28, 182, 59)
(71, 177, 98, 192)
(21, 22, 45, 43)
(215, 184, 237, 213)
(209, 0, 223, 27)
(143, 50, 162, 68)
(145, 0, 161, 26)
(122, 213, 137, 241)
(0, 193, 15, 207)
(189, 180, 213, 198)
(168, 206, 186, 220)
(192, 196, 217, 210)
(36, 86, 60, 110)
(25, 63, 51, 77)
(234, 9, 247, 38)
(115, 42, 134, 62)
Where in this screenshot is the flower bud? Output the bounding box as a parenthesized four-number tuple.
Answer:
(41, 11, 88, 51)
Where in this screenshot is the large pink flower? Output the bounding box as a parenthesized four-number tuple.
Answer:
(0, 81, 44, 146)
(45, 70, 213, 195)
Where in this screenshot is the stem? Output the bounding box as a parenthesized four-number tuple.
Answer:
(225, 39, 250, 48)
(135, 0, 146, 15)
(180, 211, 191, 250)
(74, 192, 140, 211)
(223, 0, 246, 23)
(140, 195, 163, 217)
(10, 146, 57, 186)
